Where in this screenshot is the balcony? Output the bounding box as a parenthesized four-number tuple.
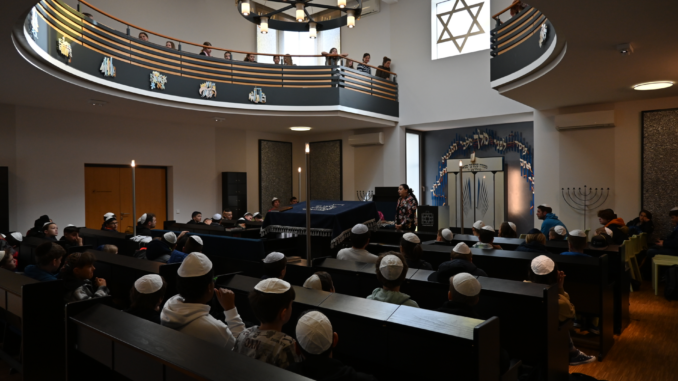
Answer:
(19, 0, 398, 120)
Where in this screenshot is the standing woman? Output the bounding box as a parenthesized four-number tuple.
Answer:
(395, 184, 418, 231)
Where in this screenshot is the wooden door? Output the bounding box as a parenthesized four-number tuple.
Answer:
(84, 165, 167, 232)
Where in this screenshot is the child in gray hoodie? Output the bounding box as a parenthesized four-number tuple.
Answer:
(366, 252, 419, 308)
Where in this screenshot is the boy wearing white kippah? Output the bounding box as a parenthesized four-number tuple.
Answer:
(560, 230, 591, 257)
(428, 243, 487, 283)
(548, 225, 568, 241)
(472, 226, 502, 249)
(289, 310, 377, 381)
(337, 224, 378, 264)
(161, 253, 245, 349)
(125, 274, 167, 324)
(234, 278, 299, 369)
(262, 252, 287, 279)
(169, 235, 203, 264)
(526, 255, 596, 365)
(471, 220, 485, 237)
(438, 273, 481, 319)
(435, 228, 454, 245)
(367, 252, 419, 307)
(303, 272, 335, 293)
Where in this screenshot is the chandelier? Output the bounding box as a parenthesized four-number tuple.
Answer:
(237, 0, 363, 36)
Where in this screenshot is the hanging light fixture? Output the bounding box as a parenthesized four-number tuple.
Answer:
(296, 3, 305, 22)
(309, 22, 317, 39)
(260, 16, 269, 34)
(241, 0, 250, 16)
(338, 0, 347, 8)
(347, 10, 355, 28)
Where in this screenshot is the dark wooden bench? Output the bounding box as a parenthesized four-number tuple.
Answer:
(216, 273, 504, 381)
(66, 303, 311, 381)
(79, 228, 138, 256)
(371, 228, 437, 245)
(0, 271, 65, 381)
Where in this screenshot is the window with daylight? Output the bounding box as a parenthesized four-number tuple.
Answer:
(431, 0, 490, 60)
(257, 27, 341, 66)
(406, 132, 421, 204)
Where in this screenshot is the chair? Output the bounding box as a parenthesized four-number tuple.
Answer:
(652, 255, 678, 295)
(629, 235, 642, 281)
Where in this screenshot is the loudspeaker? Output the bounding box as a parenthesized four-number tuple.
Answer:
(0, 167, 8, 232)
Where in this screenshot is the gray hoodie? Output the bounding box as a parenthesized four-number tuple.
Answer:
(367, 288, 419, 308)
(160, 294, 245, 349)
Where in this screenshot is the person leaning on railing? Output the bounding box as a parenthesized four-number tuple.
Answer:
(273, 55, 281, 65)
(322, 47, 348, 66)
(356, 53, 372, 75)
(283, 54, 295, 66)
(375, 56, 392, 81)
(244, 53, 257, 62)
(165, 41, 175, 50)
(199, 42, 212, 57)
(138, 32, 149, 42)
(223, 51, 232, 60)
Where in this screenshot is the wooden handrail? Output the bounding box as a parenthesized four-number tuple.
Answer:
(77, 0, 397, 76)
(492, 0, 520, 19)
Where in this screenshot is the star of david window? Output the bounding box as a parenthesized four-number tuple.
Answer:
(431, 0, 490, 60)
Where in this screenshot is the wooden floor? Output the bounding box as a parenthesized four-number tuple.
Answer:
(570, 280, 678, 380)
(1, 280, 676, 381)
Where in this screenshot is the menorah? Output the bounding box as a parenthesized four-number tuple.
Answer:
(561, 186, 610, 229)
(357, 190, 374, 202)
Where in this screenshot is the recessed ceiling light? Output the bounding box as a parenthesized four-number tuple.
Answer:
(633, 81, 674, 91)
(90, 99, 107, 106)
(290, 127, 312, 131)
(213, 117, 225, 122)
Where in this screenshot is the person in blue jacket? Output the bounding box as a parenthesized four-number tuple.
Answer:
(647, 207, 678, 259)
(24, 242, 66, 282)
(537, 204, 568, 241)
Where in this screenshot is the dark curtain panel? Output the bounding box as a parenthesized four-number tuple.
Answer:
(310, 140, 343, 200)
(259, 140, 293, 216)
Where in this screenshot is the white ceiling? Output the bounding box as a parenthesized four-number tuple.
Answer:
(497, 0, 678, 110)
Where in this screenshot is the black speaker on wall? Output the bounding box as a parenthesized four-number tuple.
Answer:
(222, 172, 247, 220)
(0, 167, 8, 232)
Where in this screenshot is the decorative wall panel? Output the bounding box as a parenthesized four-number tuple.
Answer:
(642, 109, 678, 238)
(259, 140, 293, 216)
(310, 140, 343, 201)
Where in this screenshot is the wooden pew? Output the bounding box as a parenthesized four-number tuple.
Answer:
(66, 303, 311, 381)
(371, 228, 437, 245)
(79, 228, 138, 256)
(0, 271, 65, 381)
(217, 273, 503, 381)
(91, 250, 164, 308)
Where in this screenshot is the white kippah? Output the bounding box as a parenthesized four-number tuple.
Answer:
(303, 274, 322, 290)
(554, 226, 567, 236)
(604, 227, 613, 237)
(569, 229, 586, 237)
(212, 213, 222, 220)
(10, 232, 22, 242)
(66, 224, 75, 227)
(104, 212, 115, 219)
(138, 213, 148, 224)
(263, 252, 285, 263)
(163, 232, 177, 244)
(508, 222, 516, 232)
(672, 207, 678, 211)
(190, 235, 203, 245)
(238, 217, 246, 222)
(539, 204, 551, 208)
(473, 220, 485, 230)
(272, 197, 279, 202)
(482, 225, 494, 232)
(253, 212, 262, 218)
(244, 212, 253, 217)
(255, 278, 291, 294)
(441, 228, 454, 241)
(43, 221, 54, 227)
(351, 224, 368, 234)
(531, 255, 555, 275)
(134, 274, 163, 294)
(452, 273, 481, 297)
(178, 253, 213, 277)
(296, 311, 333, 355)
(453, 242, 471, 255)
(402, 232, 420, 244)
(379, 254, 404, 280)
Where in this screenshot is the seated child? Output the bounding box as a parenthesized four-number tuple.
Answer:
(145, 232, 187, 263)
(125, 274, 167, 324)
(428, 242, 487, 283)
(289, 310, 377, 381)
(435, 228, 455, 245)
(472, 226, 502, 249)
(169, 235, 203, 264)
(515, 229, 549, 253)
(471, 220, 484, 237)
(560, 230, 591, 257)
(367, 252, 419, 308)
(498, 222, 518, 238)
(527, 255, 596, 365)
(60, 251, 111, 302)
(262, 252, 287, 279)
(101, 244, 118, 254)
(233, 278, 299, 369)
(337, 224, 378, 263)
(400, 233, 432, 270)
(438, 273, 482, 319)
(161, 253, 245, 349)
(549, 225, 568, 241)
(24, 242, 66, 282)
(303, 271, 335, 293)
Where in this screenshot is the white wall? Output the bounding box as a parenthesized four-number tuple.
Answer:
(340, 2, 391, 71)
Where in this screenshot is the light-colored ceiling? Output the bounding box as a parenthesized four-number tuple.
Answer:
(0, 0, 394, 135)
(497, 0, 678, 110)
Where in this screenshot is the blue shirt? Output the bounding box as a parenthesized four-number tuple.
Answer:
(540, 213, 567, 241)
(560, 251, 591, 257)
(168, 250, 188, 264)
(23, 265, 59, 282)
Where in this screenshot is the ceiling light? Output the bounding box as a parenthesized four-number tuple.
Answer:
(260, 17, 269, 34)
(616, 43, 633, 56)
(90, 99, 107, 106)
(296, 3, 305, 22)
(241, 0, 250, 16)
(633, 81, 674, 91)
(290, 126, 312, 131)
(213, 117, 225, 122)
(309, 22, 317, 39)
(338, 0, 347, 8)
(347, 10, 355, 28)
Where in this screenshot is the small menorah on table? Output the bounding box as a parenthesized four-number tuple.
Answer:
(357, 190, 374, 201)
